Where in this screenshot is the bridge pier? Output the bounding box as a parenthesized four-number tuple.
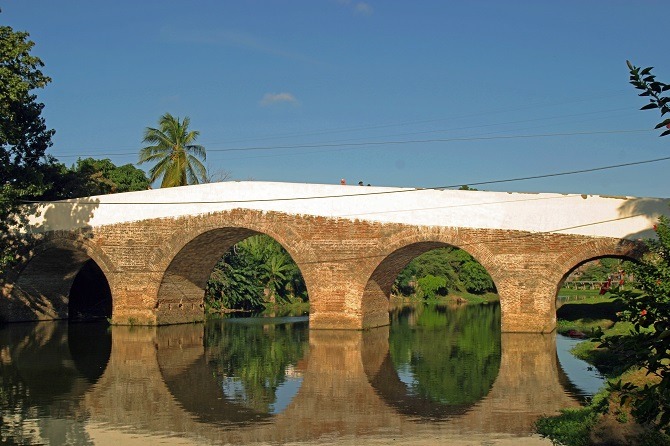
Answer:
(496, 274, 558, 333)
(301, 263, 390, 330)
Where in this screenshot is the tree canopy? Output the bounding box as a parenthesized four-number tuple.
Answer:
(393, 247, 496, 298)
(1, 25, 55, 270)
(139, 113, 207, 187)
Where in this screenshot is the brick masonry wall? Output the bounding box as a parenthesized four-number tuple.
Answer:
(1, 209, 644, 331)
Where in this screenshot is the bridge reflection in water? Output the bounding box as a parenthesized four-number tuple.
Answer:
(0, 304, 582, 444)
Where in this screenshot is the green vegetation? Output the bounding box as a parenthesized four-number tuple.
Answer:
(63, 157, 149, 195)
(556, 296, 623, 335)
(1, 24, 55, 270)
(392, 247, 496, 300)
(38, 157, 149, 199)
(536, 405, 601, 446)
(539, 218, 670, 444)
(568, 257, 630, 282)
(139, 112, 207, 187)
(598, 216, 670, 429)
(205, 235, 308, 312)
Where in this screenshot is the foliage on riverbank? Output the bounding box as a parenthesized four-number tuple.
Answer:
(205, 235, 308, 312)
(392, 247, 497, 299)
(538, 291, 670, 445)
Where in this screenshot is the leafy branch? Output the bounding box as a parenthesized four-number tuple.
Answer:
(627, 60, 670, 137)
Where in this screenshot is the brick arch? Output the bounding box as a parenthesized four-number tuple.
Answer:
(154, 211, 313, 325)
(360, 229, 498, 328)
(553, 238, 645, 290)
(3, 232, 115, 322)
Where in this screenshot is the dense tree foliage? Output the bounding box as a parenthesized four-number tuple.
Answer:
(627, 61, 670, 137)
(33, 158, 150, 200)
(206, 235, 307, 311)
(393, 247, 496, 298)
(1, 25, 55, 270)
(68, 158, 149, 194)
(139, 113, 207, 187)
(600, 217, 670, 430)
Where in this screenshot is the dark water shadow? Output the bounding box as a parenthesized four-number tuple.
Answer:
(0, 320, 110, 413)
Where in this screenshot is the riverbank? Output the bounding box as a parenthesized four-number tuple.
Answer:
(207, 291, 498, 318)
(391, 291, 499, 306)
(536, 295, 670, 446)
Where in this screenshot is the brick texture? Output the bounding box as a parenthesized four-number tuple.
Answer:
(1, 209, 645, 332)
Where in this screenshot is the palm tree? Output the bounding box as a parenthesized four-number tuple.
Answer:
(138, 113, 207, 187)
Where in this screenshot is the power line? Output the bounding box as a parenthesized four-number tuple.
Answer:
(22, 155, 670, 205)
(49, 91, 630, 155)
(53, 128, 652, 159)
(450, 156, 670, 189)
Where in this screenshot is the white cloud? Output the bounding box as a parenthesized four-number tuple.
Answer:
(159, 26, 317, 64)
(354, 2, 373, 16)
(260, 92, 299, 107)
(334, 0, 373, 16)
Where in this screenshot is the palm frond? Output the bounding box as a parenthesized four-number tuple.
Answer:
(138, 112, 208, 187)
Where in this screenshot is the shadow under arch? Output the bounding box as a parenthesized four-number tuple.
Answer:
(155, 225, 309, 324)
(361, 240, 498, 327)
(4, 236, 114, 322)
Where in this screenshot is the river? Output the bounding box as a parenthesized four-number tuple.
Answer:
(0, 302, 601, 445)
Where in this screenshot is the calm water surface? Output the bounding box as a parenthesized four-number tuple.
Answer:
(0, 303, 602, 445)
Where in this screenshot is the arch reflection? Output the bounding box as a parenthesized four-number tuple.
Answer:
(157, 316, 308, 425)
(367, 303, 501, 418)
(0, 321, 111, 407)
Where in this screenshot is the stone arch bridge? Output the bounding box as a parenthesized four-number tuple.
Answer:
(2, 181, 668, 332)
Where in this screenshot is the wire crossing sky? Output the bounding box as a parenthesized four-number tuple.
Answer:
(3, 1, 669, 198)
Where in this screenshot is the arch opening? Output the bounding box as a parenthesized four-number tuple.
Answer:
(9, 246, 112, 322)
(555, 255, 636, 338)
(205, 234, 309, 316)
(363, 242, 501, 416)
(362, 242, 498, 327)
(69, 259, 113, 321)
(157, 228, 308, 324)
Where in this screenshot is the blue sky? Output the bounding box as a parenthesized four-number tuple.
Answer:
(3, 0, 669, 197)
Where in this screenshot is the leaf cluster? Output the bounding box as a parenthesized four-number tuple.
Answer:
(627, 60, 670, 137)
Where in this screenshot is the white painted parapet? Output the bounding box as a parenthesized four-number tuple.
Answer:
(24, 181, 670, 240)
